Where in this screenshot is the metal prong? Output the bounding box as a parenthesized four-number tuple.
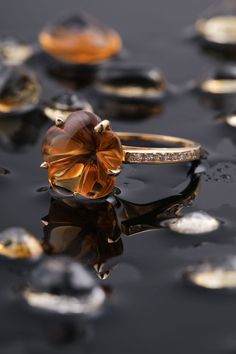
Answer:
(94, 263, 104, 273)
(41, 218, 49, 226)
(40, 162, 48, 169)
(94, 120, 111, 133)
(108, 168, 121, 176)
(55, 117, 65, 127)
(98, 271, 110, 280)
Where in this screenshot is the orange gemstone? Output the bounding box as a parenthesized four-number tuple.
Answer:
(39, 15, 122, 64)
(42, 111, 123, 199)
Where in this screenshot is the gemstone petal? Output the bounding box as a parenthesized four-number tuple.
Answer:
(42, 111, 123, 199)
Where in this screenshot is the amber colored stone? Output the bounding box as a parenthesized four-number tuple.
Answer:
(39, 15, 122, 64)
(0, 227, 43, 259)
(42, 111, 123, 199)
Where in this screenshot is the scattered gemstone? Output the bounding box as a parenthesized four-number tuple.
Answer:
(167, 211, 220, 234)
(0, 65, 41, 114)
(43, 92, 93, 122)
(0, 227, 43, 259)
(39, 14, 122, 64)
(199, 64, 236, 95)
(184, 257, 236, 289)
(42, 111, 123, 199)
(96, 63, 167, 103)
(23, 257, 106, 314)
(195, 1, 236, 48)
(0, 38, 34, 65)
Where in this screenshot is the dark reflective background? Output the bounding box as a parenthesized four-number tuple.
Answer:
(1, 0, 236, 353)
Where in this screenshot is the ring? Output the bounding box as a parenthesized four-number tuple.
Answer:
(41, 111, 202, 199)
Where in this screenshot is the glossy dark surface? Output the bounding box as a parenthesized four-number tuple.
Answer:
(0, 0, 236, 353)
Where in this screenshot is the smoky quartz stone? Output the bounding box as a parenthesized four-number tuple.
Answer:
(0, 65, 40, 114)
(42, 92, 93, 122)
(94, 63, 167, 118)
(23, 257, 106, 314)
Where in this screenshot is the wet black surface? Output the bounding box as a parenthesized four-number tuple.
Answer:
(0, 0, 236, 353)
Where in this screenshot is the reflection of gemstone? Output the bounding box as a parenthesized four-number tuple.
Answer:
(0, 66, 40, 113)
(39, 14, 122, 64)
(42, 111, 123, 199)
(96, 63, 167, 102)
(23, 257, 106, 314)
(42, 198, 122, 279)
(43, 92, 93, 122)
(199, 65, 236, 94)
(0, 227, 43, 259)
(0, 38, 34, 65)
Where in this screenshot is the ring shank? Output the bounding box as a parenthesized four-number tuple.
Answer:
(117, 132, 202, 164)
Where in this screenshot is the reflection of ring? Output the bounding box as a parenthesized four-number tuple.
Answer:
(41, 111, 203, 199)
(42, 174, 200, 279)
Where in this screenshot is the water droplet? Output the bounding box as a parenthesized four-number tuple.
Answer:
(23, 257, 106, 314)
(204, 162, 236, 183)
(184, 256, 236, 289)
(0, 227, 43, 259)
(166, 211, 220, 234)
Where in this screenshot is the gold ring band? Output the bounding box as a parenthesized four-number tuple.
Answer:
(118, 132, 201, 164)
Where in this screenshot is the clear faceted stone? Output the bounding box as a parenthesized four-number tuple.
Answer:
(185, 257, 236, 289)
(43, 92, 93, 122)
(195, 1, 236, 46)
(96, 63, 167, 102)
(167, 211, 220, 234)
(0, 38, 34, 65)
(0, 227, 43, 259)
(23, 257, 106, 314)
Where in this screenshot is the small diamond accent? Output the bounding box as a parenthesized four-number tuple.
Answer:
(126, 150, 200, 163)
